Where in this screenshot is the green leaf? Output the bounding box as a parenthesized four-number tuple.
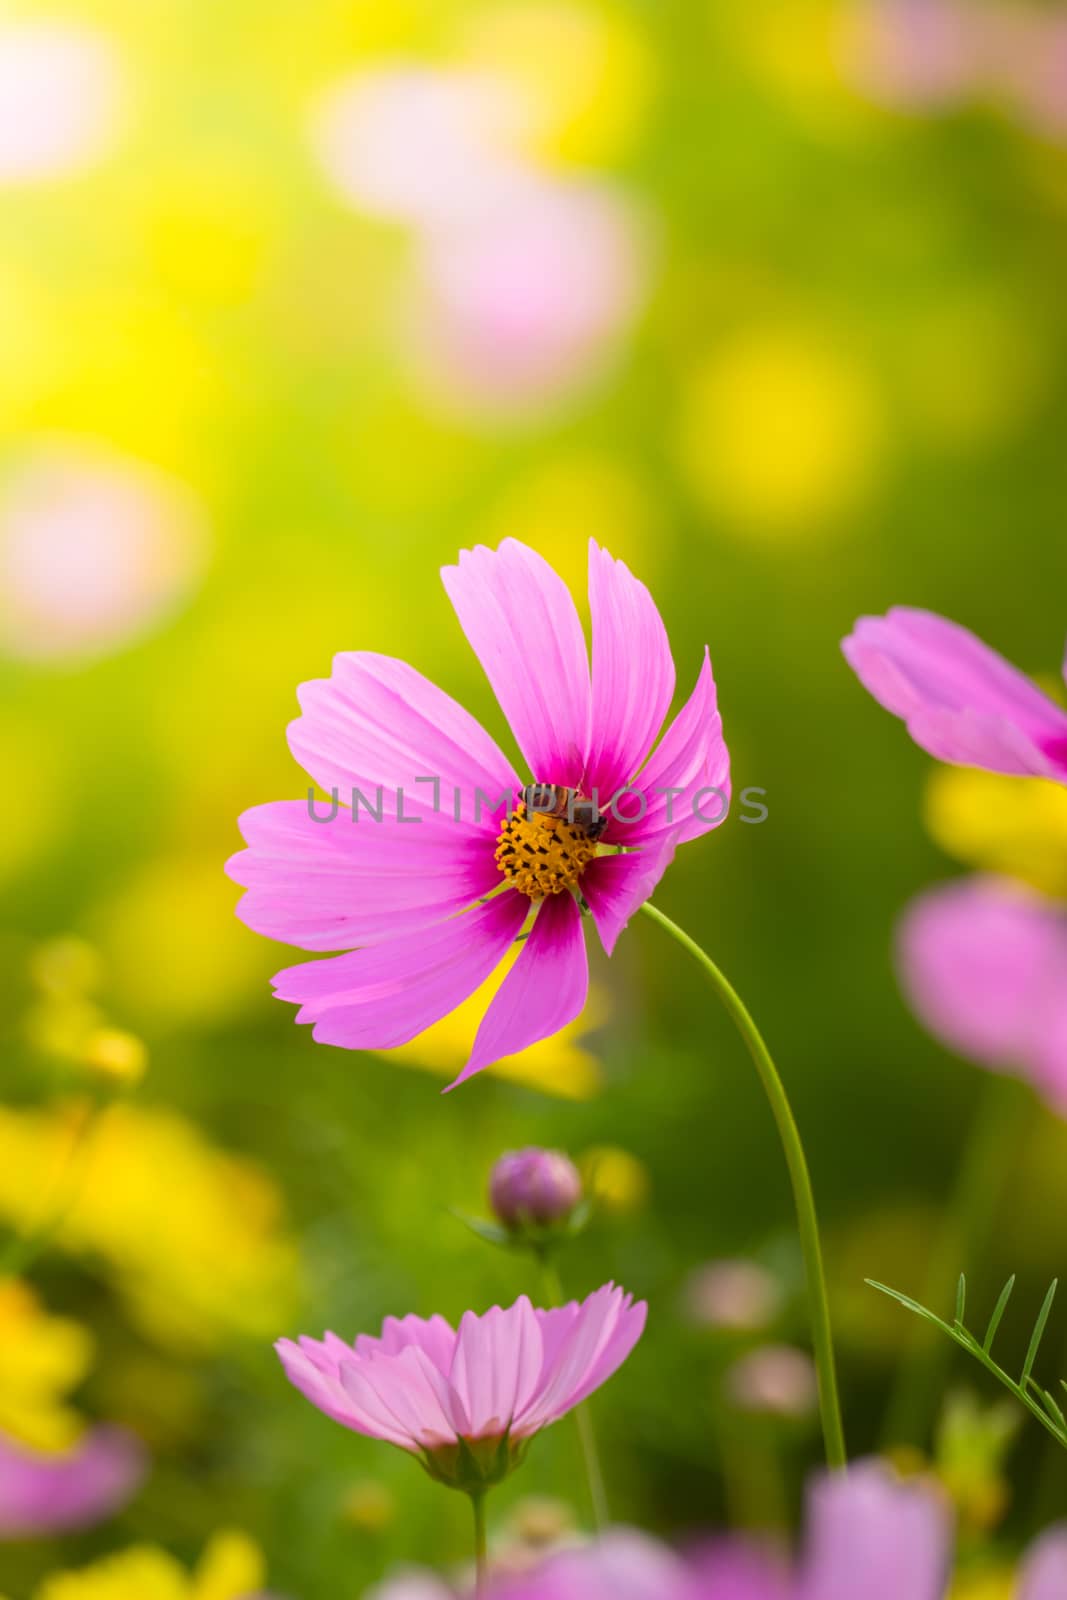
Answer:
(1022, 1280, 1058, 1389)
(984, 1276, 1015, 1354)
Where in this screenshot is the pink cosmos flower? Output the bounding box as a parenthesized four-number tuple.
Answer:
(897, 875, 1067, 1113)
(796, 1460, 951, 1600)
(408, 181, 649, 418)
(842, 608, 1067, 782)
(0, 1424, 146, 1539)
(227, 539, 729, 1088)
(276, 1285, 645, 1493)
(1022, 1527, 1067, 1600)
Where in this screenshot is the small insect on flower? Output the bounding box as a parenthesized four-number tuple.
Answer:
(228, 539, 730, 1088)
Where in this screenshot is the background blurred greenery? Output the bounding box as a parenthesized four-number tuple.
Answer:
(3, 0, 1067, 1594)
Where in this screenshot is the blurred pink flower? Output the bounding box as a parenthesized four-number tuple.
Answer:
(0, 448, 208, 663)
(0, 22, 124, 183)
(842, 607, 1067, 781)
(0, 1424, 146, 1539)
(276, 1285, 645, 1491)
(796, 1461, 951, 1600)
(309, 65, 526, 226)
(1022, 1526, 1067, 1600)
(409, 180, 649, 417)
(489, 1147, 583, 1229)
(682, 1261, 783, 1332)
(725, 1346, 818, 1420)
(843, 0, 978, 109)
(228, 539, 729, 1086)
(897, 875, 1067, 1112)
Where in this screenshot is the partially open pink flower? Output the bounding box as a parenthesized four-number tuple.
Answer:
(897, 875, 1067, 1113)
(842, 608, 1067, 781)
(276, 1285, 645, 1493)
(228, 539, 729, 1087)
(0, 1424, 146, 1538)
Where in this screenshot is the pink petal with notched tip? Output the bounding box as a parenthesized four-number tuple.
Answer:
(271, 892, 527, 1051)
(448, 1297, 543, 1439)
(601, 649, 729, 849)
(842, 609, 1067, 781)
(519, 1284, 645, 1434)
(288, 651, 518, 827)
(450, 890, 588, 1089)
(442, 540, 591, 789)
(584, 540, 675, 801)
(227, 800, 500, 951)
(582, 835, 677, 956)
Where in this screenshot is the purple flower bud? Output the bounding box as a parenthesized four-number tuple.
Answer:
(488, 1148, 583, 1229)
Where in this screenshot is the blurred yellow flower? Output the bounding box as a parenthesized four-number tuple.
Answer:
(31, 1531, 265, 1600)
(81, 1027, 148, 1086)
(0, 1280, 92, 1453)
(679, 328, 885, 536)
(924, 768, 1067, 899)
(579, 1144, 649, 1213)
(340, 1478, 396, 1532)
(0, 1103, 297, 1351)
(388, 949, 605, 1099)
(459, 1, 654, 164)
(728, 0, 874, 136)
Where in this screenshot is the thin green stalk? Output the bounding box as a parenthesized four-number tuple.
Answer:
(640, 900, 847, 1470)
(471, 1491, 488, 1598)
(541, 1258, 609, 1529)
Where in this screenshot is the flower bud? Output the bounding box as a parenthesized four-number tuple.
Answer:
(489, 1148, 582, 1230)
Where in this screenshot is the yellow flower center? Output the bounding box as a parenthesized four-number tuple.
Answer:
(494, 803, 598, 898)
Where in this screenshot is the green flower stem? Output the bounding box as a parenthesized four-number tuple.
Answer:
(640, 900, 847, 1471)
(540, 1257, 610, 1530)
(471, 1490, 488, 1598)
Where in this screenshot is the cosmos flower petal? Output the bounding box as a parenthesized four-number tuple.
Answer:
(288, 651, 518, 828)
(227, 801, 500, 951)
(0, 1426, 146, 1538)
(271, 893, 528, 1051)
(449, 1297, 543, 1439)
(278, 1288, 642, 1478)
(366, 1313, 457, 1370)
(349, 1348, 460, 1451)
(442, 539, 591, 788)
(842, 608, 1067, 780)
(606, 649, 730, 847)
(584, 539, 675, 799)
(582, 836, 677, 956)
(798, 1460, 953, 1600)
(276, 1339, 374, 1433)
(334, 1357, 434, 1451)
(1020, 1525, 1067, 1600)
(449, 891, 588, 1089)
(520, 1284, 645, 1431)
(897, 876, 1067, 1111)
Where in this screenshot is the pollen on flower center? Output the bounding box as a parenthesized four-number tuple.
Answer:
(494, 803, 598, 898)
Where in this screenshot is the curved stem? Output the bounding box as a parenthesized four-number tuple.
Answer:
(471, 1491, 488, 1598)
(640, 900, 847, 1470)
(541, 1257, 610, 1529)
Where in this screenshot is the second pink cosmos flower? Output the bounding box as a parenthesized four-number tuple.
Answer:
(227, 539, 729, 1087)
